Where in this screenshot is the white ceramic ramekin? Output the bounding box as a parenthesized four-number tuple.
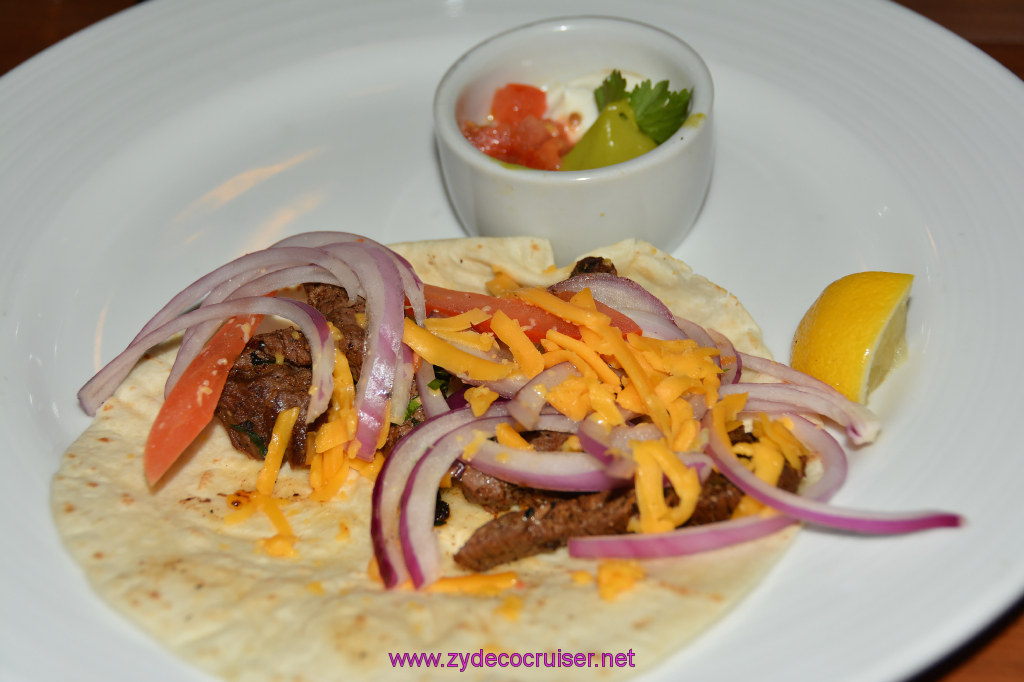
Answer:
(434, 16, 714, 263)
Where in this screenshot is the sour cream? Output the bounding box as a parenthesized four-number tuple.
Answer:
(540, 70, 646, 143)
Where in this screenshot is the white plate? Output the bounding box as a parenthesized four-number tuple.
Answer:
(2, 0, 1022, 680)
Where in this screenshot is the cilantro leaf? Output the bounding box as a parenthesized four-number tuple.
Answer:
(428, 366, 453, 395)
(628, 78, 692, 144)
(592, 70, 693, 145)
(594, 70, 628, 111)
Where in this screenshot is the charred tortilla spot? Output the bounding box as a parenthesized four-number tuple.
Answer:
(433, 490, 450, 527)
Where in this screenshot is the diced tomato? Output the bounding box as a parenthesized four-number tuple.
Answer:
(460, 120, 514, 159)
(421, 284, 641, 342)
(512, 116, 573, 170)
(460, 83, 574, 171)
(144, 315, 261, 485)
(460, 116, 572, 171)
(491, 84, 548, 126)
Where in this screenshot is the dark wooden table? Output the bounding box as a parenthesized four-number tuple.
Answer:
(1, 1, 1021, 681)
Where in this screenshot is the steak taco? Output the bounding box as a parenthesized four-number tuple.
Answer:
(53, 234, 958, 681)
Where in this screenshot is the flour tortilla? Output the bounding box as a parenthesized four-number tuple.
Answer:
(53, 237, 794, 682)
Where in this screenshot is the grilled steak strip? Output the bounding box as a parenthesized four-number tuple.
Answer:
(455, 488, 637, 572)
(214, 328, 314, 466)
(215, 283, 368, 466)
(454, 427, 805, 572)
(215, 282, 427, 466)
(303, 282, 367, 381)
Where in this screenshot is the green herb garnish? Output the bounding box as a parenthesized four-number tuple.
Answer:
(230, 421, 268, 457)
(428, 366, 453, 395)
(593, 70, 692, 145)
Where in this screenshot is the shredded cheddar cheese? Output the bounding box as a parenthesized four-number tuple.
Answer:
(465, 385, 500, 416)
(494, 594, 524, 621)
(403, 319, 515, 381)
(485, 271, 520, 297)
(256, 406, 300, 496)
(490, 309, 545, 378)
(427, 572, 520, 596)
(495, 422, 533, 450)
(460, 430, 490, 461)
(349, 451, 385, 481)
(425, 308, 491, 332)
(596, 560, 645, 601)
(429, 328, 496, 352)
(571, 570, 594, 585)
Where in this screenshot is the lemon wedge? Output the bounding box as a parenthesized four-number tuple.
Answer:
(790, 271, 914, 404)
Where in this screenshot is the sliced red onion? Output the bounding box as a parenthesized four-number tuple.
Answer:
(167, 262, 346, 394)
(414, 362, 451, 419)
(546, 271, 735, 382)
(569, 514, 800, 558)
(755, 412, 848, 500)
(466, 414, 629, 491)
(399, 409, 558, 588)
(506, 362, 581, 428)
(703, 410, 962, 534)
(389, 344, 416, 425)
(624, 308, 687, 340)
(576, 417, 616, 466)
(79, 297, 334, 421)
(271, 231, 425, 323)
(316, 243, 407, 460)
(608, 421, 665, 451)
(569, 415, 850, 558)
(132, 245, 356, 345)
(738, 352, 881, 443)
(707, 329, 741, 385)
(550, 273, 672, 319)
(372, 406, 484, 588)
(720, 382, 880, 445)
(671, 316, 717, 351)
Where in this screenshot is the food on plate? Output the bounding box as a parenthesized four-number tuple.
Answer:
(54, 235, 958, 681)
(790, 271, 914, 403)
(460, 70, 693, 171)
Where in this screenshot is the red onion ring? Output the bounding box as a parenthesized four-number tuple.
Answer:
(707, 329, 741, 385)
(506, 362, 581, 428)
(466, 414, 630, 492)
(373, 405, 501, 587)
(737, 352, 881, 444)
(549, 273, 672, 319)
(720, 382, 881, 445)
(704, 410, 962, 534)
(79, 297, 334, 421)
(400, 408, 620, 587)
(389, 344, 417, 425)
(568, 415, 848, 558)
(132, 246, 356, 346)
(414, 362, 451, 419)
(271, 231, 426, 323)
(167, 262, 346, 394)
(316, 243, 408, 460)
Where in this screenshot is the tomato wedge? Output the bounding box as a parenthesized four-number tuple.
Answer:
(144, 315, 261, 485)
(421, 284, 641, 342)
